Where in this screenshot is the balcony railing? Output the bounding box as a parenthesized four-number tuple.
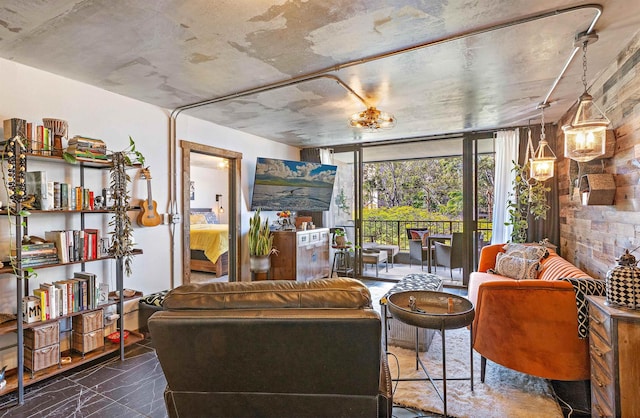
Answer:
(362, 219, 492, 251)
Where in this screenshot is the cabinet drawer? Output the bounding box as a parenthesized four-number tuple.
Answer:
(589, 304, 612, 343)
(298, 233, 310, 246)
(24, 322, 59, 349)
(72, 330, 104, 354)
(24, 344, 59, 372)
(72, 309, 103, 333)
(590, 358, 615, 410)
(589, 330, 614, 373)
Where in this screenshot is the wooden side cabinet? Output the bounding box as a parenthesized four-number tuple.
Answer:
(271, 228, 330, 281)
(587, 296, 640, 418)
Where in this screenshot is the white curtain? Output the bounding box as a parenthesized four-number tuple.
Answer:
(491, 129, 519, 244)
(319, 148, 335, 229)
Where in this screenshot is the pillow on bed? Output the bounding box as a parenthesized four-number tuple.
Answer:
(190, 214, 207, 224)
(203, 212, 218, 224)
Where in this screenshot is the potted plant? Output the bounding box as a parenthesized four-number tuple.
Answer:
(333, 228, 348, 247)
(505, 160, 550, 243)
(248, 209, 277, 272)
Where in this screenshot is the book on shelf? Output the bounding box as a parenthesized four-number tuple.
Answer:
(19, 254, 59, 267)
(54, 281, 69, 316)
(68, 136, 106, 147)
(60, 183, 69, 209)
(45, 181, 55, 210)
(44, 230, 68, 263)
(74, 271, 98, 310)
(3, 118, 27, 140)
(53, 182, 61, 209)
(32, 288, 49, 321)
(11, 241, 56, 254)
(39, 283, 59, 320)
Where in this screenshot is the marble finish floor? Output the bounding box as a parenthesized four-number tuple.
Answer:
(0, 280, 581, 418)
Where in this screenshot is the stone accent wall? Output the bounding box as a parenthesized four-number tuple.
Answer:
(557, 32, 640, 279)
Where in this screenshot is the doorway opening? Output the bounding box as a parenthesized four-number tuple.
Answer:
(181, 141, 242, 284)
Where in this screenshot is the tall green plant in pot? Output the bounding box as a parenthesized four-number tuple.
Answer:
(248, 209, 277, 272)
(506, 160, 550, 243)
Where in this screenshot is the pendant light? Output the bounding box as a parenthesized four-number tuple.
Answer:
(530, 103, 556, 181)
(562, 31, 609, 162)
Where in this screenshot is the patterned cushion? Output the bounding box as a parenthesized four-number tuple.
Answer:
(558, 277, 606, 338)
(380, 273, 443, 304)
(503, 242, 548, 260)
(203, 212, 219, 224)
(140, 290, 169, 307)
(409, 230, 429, 245)
(492, 253, 540, 280)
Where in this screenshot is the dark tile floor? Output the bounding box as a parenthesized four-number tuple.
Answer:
(0, 339, 167, 418)
(0, 278, 587, 418)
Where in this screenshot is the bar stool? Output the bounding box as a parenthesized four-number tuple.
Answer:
(331, 245, 353, 277)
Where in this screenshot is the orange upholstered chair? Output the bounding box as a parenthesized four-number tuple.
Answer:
(469, 244, 596, 382)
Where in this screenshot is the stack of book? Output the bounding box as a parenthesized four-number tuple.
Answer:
(45, 229, 101, 263)
(66, 136, 108, 160)
(32, 272, 101, 320)
(11, 242, 59, 267)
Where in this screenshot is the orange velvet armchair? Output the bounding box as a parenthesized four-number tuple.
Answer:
(468, 244, 594, 382)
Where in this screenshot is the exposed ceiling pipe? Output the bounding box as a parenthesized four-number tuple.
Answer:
(166, 3, 602, 287)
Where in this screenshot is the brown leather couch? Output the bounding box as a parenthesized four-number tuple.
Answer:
(149, 278, 392, 418)
(468, 244, 596, 382)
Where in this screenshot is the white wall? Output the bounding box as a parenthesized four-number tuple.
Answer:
(0, 57, 299, 311)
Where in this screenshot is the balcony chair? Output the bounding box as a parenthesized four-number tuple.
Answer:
(406, 227, 431, 270)
(433, 232, 464, 279)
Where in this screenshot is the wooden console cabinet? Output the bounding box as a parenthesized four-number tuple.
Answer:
(587, 296, 640, 418)
(270, 228, 330, 281)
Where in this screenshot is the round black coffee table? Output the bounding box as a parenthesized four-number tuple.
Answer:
(387, 290, 475, 418)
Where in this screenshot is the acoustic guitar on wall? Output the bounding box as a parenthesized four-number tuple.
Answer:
(137, 167, 161, 227)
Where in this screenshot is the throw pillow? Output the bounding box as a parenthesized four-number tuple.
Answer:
(493, 253, 540, 280)
(410, 229, 429, 245)
(203, 212, 219, 224)
(503, 242, 548, 260)
(190, 213, 207, 224)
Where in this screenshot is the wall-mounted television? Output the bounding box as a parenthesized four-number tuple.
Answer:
(250, 157, 337, 211)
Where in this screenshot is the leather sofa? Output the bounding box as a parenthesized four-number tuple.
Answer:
(468, 243, 598, 382)
(149, 278, 392, 418)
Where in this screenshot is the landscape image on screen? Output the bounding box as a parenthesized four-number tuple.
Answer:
(250, 157, 337, 211)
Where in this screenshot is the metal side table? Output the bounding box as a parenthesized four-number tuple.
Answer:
(387, 290, 475, 418)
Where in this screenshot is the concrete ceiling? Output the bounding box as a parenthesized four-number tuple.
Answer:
(1, 1, 639, 150)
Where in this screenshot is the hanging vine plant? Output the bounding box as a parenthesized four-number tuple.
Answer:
(506, 160, 550, 243)
(108, 137, 145, 276)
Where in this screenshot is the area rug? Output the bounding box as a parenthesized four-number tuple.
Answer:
(387, 328, 563, 418)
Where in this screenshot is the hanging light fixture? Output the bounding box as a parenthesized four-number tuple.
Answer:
(348, 106, 396, 131)
(530, 103, 557, 181)
(562, 31, 609, 162)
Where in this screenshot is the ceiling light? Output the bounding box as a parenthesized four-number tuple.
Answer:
(348, 106, 396, 131)
(562, 31, 609, 162)
(530, 104, 556, 181)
